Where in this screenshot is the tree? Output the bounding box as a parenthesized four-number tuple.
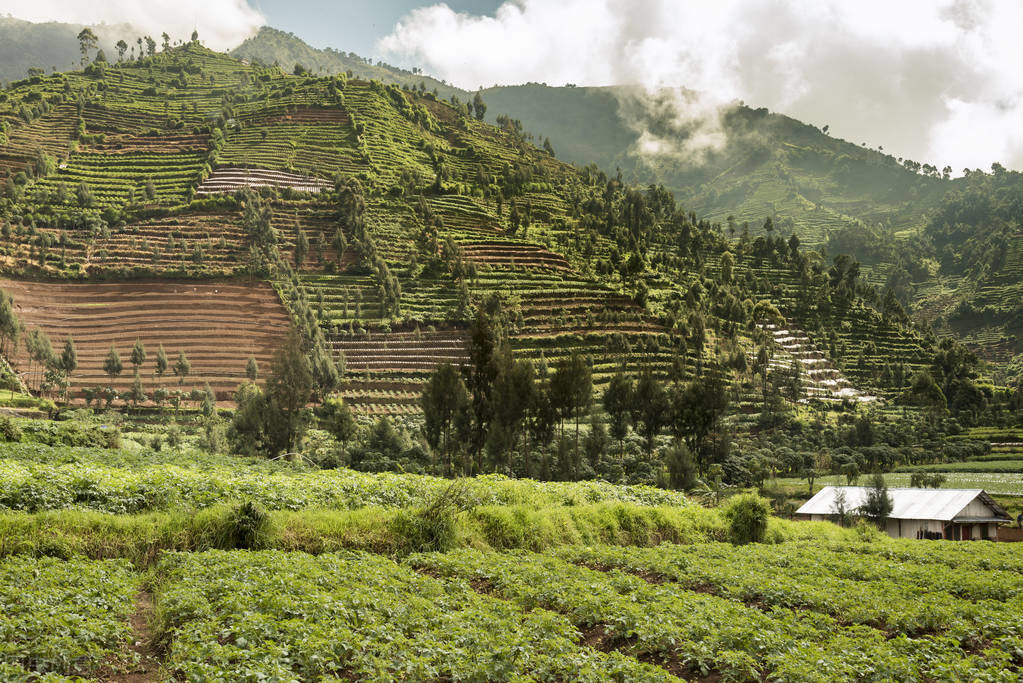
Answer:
(603, 372, 633, 458)
(173, 350, 191, 385)
(319, 396, 357, 446)
(472, 90, 487, 121)
(77, 28, 98, 65)
(632, 372, 668, 456)
(842, 461, 860, 485)
(155, 345, 169, 383)
(115, 39, 128, 61)
(144, 36, 157, 57)
(191, 29, 199, 43)
(720, 250, 734, 283)
(860, 473, 894, 530)
(76, 181, 94, 207)
(246, 356, 259, 382)
(906, 370, 946, 419)
(265, 327, 314, 454)
(333, 228, 347, 265)
(26, 329, 55, 393)
(422, 363, 469, 473)
(295, 228, 309, 267)
(664, 442, 697, 490)
(59, 336, 77, 401)
(129, 371, 146, 409)
(161, 32, 170, 51)
(488, 355, 536, 471)
(103, 345, 123, 383)
(464, 308, 501, 470)
(550, 352, 592, 457)
(130, 338, 147, 373)
(0, 292, 23, 360)
(228, 382, 271, 458)
(336, 176, 367, 237)
(200, 382, 216, 417)
(830, 488, 851, 527)
(672, 372, 730, 475)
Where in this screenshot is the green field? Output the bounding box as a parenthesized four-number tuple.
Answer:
(778, 472, 1023, 497)
(0, 432, 1021, 681)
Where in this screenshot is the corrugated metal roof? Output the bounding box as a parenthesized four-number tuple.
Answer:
(796, 487, 1009, 521)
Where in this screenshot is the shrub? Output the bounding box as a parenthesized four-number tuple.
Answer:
(723, 493, 770, 545)
(391, 505, 458, 554)
(0, 416, 21, 442)
(389, 481, 468, 553)
(219, 501, 271, 550)
(165, 425, 182, 449)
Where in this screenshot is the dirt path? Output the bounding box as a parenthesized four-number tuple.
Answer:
(108, 591, 161, 682)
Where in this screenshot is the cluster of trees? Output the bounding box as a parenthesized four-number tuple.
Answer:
(903, 338, 988, 425)
(340, 176, 401, 317)
(92, 340, 199, 409)
(416, 295, 730, 487)
(728, 403, 991, 492)
(239, 187, 342, 398)
(76, 27, 200, 67)
(0, 291, 76, 400)
(228, 327, 314, 457)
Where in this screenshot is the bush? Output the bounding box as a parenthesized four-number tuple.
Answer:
(0, 416, 21, 442)
(389, 481, 468, 553)
(723, 493, 770, 545)
(219, 501, 271, 550)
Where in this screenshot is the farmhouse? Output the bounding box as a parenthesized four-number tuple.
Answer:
(796, 486, 1011, 540)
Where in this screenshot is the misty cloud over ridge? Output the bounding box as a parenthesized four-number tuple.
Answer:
(2, 0, 264, 52)
(379, 0, 1023, 172)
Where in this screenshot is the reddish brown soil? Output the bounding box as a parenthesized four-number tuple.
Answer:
(0, 278, 290, 401)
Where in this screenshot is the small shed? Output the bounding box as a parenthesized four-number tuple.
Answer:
(795, 486, 1011, 540)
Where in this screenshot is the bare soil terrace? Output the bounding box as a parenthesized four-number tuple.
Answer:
(0, 278, 290, 401)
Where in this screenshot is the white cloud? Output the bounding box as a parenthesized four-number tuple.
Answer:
(1, 0, 264, 51)
(378, 0, 1023, 171)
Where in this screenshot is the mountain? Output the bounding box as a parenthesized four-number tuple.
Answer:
(0, 41, 938, 427)
(223, 29, 954, 255)
(230, 27, 462, 99)
(219, 28, 1023, 368)
(0, 17, 137, 83)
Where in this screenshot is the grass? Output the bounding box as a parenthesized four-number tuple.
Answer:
(775, 472, 1023, 497)
(0, 501, 729, 565)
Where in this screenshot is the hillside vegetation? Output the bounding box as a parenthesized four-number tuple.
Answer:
(6, 23, 1023, 371)
(224, 28, 1023, 370)
(0, 36, 1017, 491)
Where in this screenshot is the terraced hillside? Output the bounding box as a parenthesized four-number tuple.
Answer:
(0, 41, 941, 418)
(764, 322, 876, 404)
(0, 278, 289, 401)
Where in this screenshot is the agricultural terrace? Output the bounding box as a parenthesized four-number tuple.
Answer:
(0, 278, 289, 401)
(0, 42, 977, 455)
(0, 438, 1019, 682)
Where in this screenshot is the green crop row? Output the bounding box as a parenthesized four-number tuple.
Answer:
(0, 442, 689, 513)
(0, 556, 139, 681)
(553, 542, 1023, 646)
(152, 549, 676, 681)
(411, 548, 1019, 681)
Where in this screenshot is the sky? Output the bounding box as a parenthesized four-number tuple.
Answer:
(3, 0, 1023, 172)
